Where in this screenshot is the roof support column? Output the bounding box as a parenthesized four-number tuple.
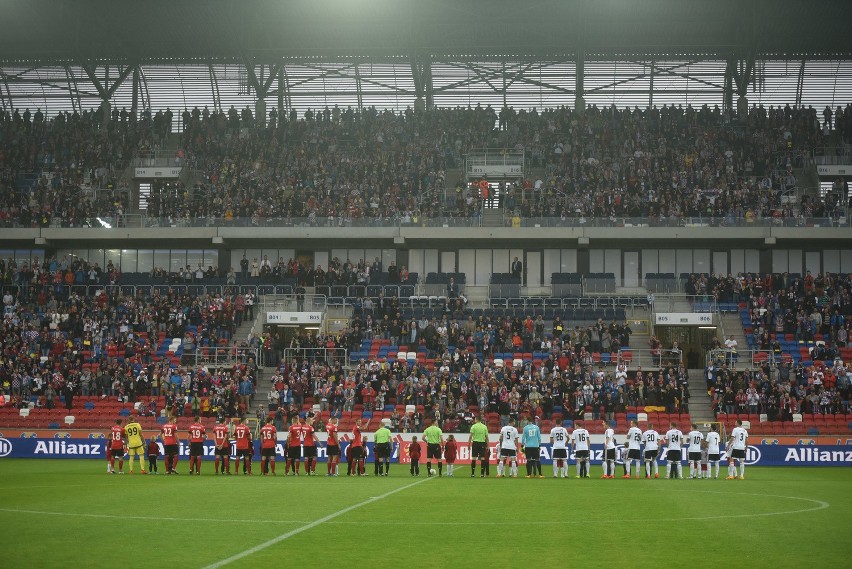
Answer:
(575, 48, 585, 114)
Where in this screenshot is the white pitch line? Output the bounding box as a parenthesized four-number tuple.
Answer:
(201, 476, 432, 569)
(0, 508, 310, 525)
(318, 489, 829, 526)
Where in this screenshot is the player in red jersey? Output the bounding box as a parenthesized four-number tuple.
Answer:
(233, 417, 253, 475)
(161, 416, 180, 474)
(349, 418, 370, 476)
(187, 416, 207, 475)
(325, 416, 340, 476)
(212, 418, 231, 475)
(285, 417, 303, 475)
(259, 417, 278, 475)
(108, 419, 126, 474)
(300, 413, 320, 476)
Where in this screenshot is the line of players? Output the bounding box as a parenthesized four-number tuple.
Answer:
(495, 418, 749, 480)
(108, 412, 749, 480)
(107, 412, 368, 477)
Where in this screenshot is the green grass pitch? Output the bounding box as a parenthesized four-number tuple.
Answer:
(0, 460, 850, 568)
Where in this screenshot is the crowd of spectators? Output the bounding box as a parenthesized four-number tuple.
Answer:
(260, 295, 689, 434)
(686, 271, 851, 347)
(695, 270, 852, 420)
(707, 358, 851, 420)
(0, 106, 168, 228)
(0, 253, 259, 419)
(2, 101, 850, 228)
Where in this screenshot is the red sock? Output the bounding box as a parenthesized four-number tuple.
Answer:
(224, 456, 230, 474)
(215, 457, 220, 472)
(109, 457, 115, 471)
(118, 459, 124, 471)
(234, 457, 241, 473)
(195, 457, 201, 474)
(246, 458, 251, 475)
(270, 460, 275, 474)
(295, 461, 301, 474)
(172, 456, 178, 472)
(327, 460, 332, 474)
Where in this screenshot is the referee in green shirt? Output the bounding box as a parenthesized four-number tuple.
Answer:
(423, 420, 444, 477)
(469, 416, 490, 477)
(374, 422, 393, 476)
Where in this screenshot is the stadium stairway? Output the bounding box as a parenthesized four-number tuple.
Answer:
(480, 209, 504, 227)
(687, 370, 715, 424)
(719, 312, 749, 361)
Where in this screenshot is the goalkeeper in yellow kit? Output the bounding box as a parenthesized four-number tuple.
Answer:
(124, 416, 147, 474)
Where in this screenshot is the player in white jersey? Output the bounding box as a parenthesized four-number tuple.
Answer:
(642, 423, 661, 478)
(727, 419, 748, 479)
(549, 424, 570, 478)
(601, 421, 616, 479)
(663, 422, 684, 479)
(705, 424, 722, 479)
(571, 422, 591, 478)
(686, 424, 705, 479)
(497, 418, 521, 478)
(625, 420, 643, 478)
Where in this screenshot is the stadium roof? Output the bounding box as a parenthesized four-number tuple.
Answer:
(2, 0, 851, 63)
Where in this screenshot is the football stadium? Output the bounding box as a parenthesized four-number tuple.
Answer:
(1, 0, 851, 567)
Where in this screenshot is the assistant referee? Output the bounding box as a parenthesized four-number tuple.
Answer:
(469, 416, 489, 477)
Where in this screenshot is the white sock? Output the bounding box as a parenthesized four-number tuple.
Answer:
(625, 461, 630, 477)
(714, 462, 719, 478)
(497, 462, 504, 476)
(576, 461, 581, 477)
(510, 461, 517, 476)
(653, 461, 658, 475)
(666, 462, 672, 478)
(634, 460, 640, 476)
(689, 464, 694, 478)
(739, 462, 745, 477)
(553, 463, 558, 477)
(644, 461, 650, 477)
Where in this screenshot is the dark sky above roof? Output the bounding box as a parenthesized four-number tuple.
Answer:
(1, 0, 849, 62)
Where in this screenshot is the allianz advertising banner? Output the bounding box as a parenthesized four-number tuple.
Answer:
(1, 434, 851, 466)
